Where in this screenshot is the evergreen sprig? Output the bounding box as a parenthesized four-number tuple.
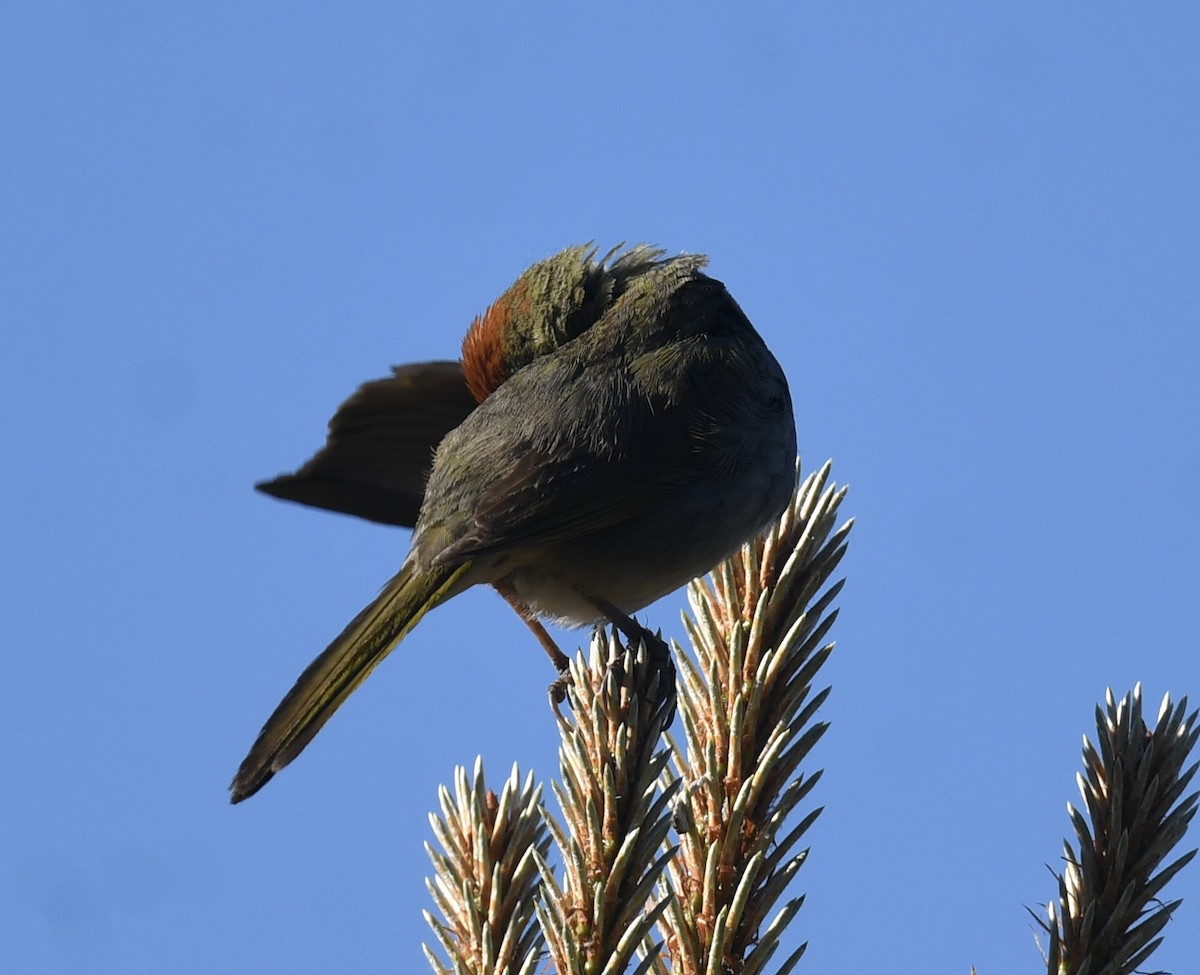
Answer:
(423, 760, 551, 975)
(534, 631, 681, 975)
(653, 461, 850, 975)
(1036, 685, 1198, 975)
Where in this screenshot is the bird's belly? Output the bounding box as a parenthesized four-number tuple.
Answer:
(500, 459, 794, 626)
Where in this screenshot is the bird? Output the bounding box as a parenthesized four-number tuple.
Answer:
(231, 244, 796, 803)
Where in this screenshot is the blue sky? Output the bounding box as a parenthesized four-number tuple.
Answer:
(3, 3, 1198, 972)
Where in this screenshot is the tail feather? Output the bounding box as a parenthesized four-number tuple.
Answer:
(230, 560, 470, 803)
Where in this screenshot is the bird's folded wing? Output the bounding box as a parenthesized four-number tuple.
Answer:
(435, 396, 691, 563)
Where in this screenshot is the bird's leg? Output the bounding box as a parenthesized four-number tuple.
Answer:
(588, 597, 669, 656)
(491, 581, 573, 721)
(492, 581, 571, 672)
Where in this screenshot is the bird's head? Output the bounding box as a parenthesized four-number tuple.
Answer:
(460, 243, 671, 401)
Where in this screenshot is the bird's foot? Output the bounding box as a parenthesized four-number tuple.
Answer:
(589, 598, 677, 731)
(547, 666, 573, 727)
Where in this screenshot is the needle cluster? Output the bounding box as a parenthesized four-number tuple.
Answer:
(1036, 685, 1198, 975)
(423, 761, 551, 975)
(534, 632, 681, 975)
(650, 461, 849, 975)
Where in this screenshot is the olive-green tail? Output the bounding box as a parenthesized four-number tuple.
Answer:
(230, 560, 470, 803)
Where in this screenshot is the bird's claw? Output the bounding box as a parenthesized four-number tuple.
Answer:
(548, 669, 573, 726)
(603, 618, 677, 732)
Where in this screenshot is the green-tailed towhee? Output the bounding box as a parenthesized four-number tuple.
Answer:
(231, 244, 796, 802)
